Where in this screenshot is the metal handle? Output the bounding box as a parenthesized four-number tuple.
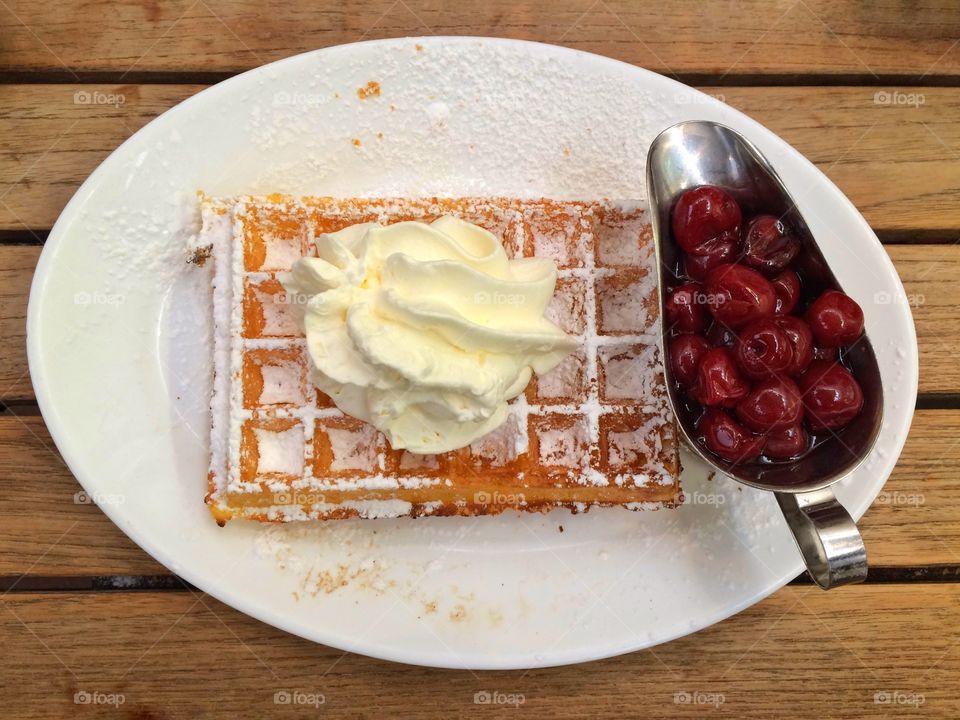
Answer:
(775, 487, 867, 589)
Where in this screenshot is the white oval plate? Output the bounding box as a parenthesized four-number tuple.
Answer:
(28, 38, 917, 669)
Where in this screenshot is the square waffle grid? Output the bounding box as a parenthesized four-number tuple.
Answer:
(204, 196, 680, 522)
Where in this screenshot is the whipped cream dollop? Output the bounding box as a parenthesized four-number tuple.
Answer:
(282, 216, 577, 453)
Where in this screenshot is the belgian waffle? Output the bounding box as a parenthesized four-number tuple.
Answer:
(198, 195, 681, 522)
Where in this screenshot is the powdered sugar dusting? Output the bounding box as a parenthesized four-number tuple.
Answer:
(259, 363, 306, 405)
(328, 425, 380, 473)
(598, 343, 660, 402)
(537, 417, 589, 469)
(535, 350, 586, 401)
(254, 426, 304, 476)
(242, 41, 673, 199)
(608, 425, 661, 469)
(469, 411, 524, 466)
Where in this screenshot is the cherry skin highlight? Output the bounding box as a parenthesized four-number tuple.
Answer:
(771, 270, 801, 315)
(669, 334, 712, 387)
(735, 376, 804, 432)
(683, 239, 737, 281)
(696, 408, 764, 463)
(775, 315, 814, 376)
(704, 263, 777, 329)
(797, 360, 864, 430)
(806, 290, 864, 347)
(671, 186, 742, 256)
(764, 423, 809, 459)
(691, 347, 751, 408)
(742, 215, 800, 276)
(665, 282, 708, 334)
(735, 318, 795, 380)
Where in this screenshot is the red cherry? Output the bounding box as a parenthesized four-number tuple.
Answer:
(734, 319, 795, 379)
(706, 321, 737, 349)
(664, 283, 708, 333)
(772, 270, 800, 315)
(775, 316, 814, 376)
(696, 408, 764, 463)
(764, 423, 809, 460)
(806, 290, 864, 347)
(812, 346, 838, 362)
(669, 334, 711, 386)
(671, 186, 742, 255)
(797, 360, 864, 430)
(742, 215, 800, 275)
(704, 263, 776, 329)
(691, 347, 751, 407)
(683, 240, 738, 281)
(735, 376, 804, 432)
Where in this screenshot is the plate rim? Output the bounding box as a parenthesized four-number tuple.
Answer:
(26, 36, 919, 669)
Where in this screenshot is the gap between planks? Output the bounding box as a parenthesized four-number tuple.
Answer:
(4, 70, 960, 87)
(4, 566, 960, 593)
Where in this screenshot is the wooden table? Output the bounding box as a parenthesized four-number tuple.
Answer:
(2, 1, 959, 717)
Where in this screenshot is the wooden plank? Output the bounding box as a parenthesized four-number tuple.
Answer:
(0, 85, 200, 234)
(886, 245, 960, 398)
(1, 84, 958, 233)
(859, 409, 960, 565)
(725, 87, 960, 237)
(0, 585, 957, 718)
(1, 0, 959, 80)
(3, 243, 956, 402)
(0, 411, 958, 576)
(0, 246, 37, 403)
(0, 414, 167, 575)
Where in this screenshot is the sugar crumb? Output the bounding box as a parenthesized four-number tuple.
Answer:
(357, 81, 381, 100)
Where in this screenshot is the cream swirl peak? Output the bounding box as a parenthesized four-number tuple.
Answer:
(281, 216, 578, 453)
